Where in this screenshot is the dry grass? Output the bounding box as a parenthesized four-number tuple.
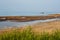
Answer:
(31, 20, 60, 33)
(0, 20, 60, 40)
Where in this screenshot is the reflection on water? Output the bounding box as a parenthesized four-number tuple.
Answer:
(0, 18, 59, 28)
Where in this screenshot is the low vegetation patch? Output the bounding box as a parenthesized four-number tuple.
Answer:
(0, 27, 60, 40)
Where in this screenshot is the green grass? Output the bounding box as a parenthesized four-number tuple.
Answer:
(0, 27, 60, 40)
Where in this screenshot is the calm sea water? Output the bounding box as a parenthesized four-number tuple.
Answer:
(0, 12, 60, 16)
(0, 18, 59, 29)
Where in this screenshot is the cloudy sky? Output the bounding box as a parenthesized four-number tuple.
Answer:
(0, 0, 60, 16)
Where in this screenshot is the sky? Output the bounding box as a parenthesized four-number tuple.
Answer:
(0, 0, 60, 16)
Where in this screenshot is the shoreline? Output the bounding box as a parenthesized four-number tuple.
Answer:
(0, 20, 60, 33)
(0, 17, 60, 29)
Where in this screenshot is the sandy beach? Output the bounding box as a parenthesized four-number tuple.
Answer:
(31, 20, 60, 33)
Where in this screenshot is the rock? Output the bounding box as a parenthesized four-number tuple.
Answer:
(0, 14, 60, 22)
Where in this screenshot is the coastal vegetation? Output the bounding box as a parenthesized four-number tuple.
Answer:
(0, 26, 60, 40)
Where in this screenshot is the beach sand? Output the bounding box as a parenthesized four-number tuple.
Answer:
(31, 20, 60, 33)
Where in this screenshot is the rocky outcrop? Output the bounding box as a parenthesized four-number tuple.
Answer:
(0, 17, 6, 21)
(0, 14, 60, 22)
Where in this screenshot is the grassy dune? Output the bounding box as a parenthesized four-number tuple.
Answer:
(0, 27, 60, 40)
